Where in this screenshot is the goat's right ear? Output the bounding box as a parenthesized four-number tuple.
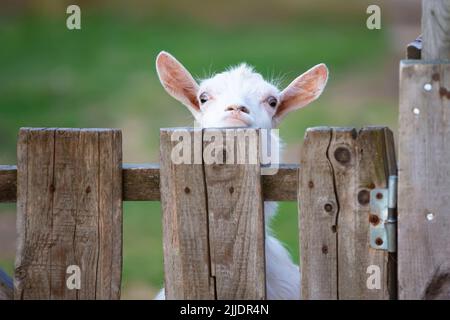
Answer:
(156, 51, 200, 116)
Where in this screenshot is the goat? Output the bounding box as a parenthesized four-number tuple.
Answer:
(154, 51, 328, 300)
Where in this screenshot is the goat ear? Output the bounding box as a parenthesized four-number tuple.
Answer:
(156, 51, 200, 116)
(274, 63, 328, 122)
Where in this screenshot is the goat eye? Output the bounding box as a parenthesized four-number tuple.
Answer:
(267, 96, 278, 108)
(199, 93, 209, 104)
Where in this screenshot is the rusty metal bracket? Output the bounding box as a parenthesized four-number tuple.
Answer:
(370, 176, 397, 252)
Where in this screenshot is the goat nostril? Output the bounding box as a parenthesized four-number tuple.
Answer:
(225, 105, 250, 114)
(238, 106, 249, 114)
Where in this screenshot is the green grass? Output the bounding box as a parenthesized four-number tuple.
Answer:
(0, 13, 393, 296)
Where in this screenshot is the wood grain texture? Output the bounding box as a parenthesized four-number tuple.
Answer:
(15, 128, 122, 300)
(399, 62, 450, 299)
(0, 165, 16, 203)
(0, 164, 298, 202)
(422, 0, 450, 60)
(0, 268, 13, 300)
(299, 127, 396, 300)
(204, 128, 265, 300)
(159, 128, 215, 299)
(330, 127, 396, 300)
(298, 127, 338, 300)
(122, 163, 160, 200)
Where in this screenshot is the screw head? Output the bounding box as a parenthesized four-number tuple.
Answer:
(375, 237, 384, 246)
(424, 83, 432, 91)
(369, 214, 380, 225)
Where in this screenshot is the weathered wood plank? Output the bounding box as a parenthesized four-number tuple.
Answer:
(0, 163, 299, 202)
(0, 268, 13, 300)
(15, 128, 55, 299)
(15, 128, 122, 300)
(262, 164, 298, 201)
(159, 128, 215, 299)
(399, 62, 450, 299)
(329, 127, 396, 300)
(96, 130, 123, 299)
(422, 0, 450, 60)
(204, 128, 265, 300)
(299, 127, 396, 300)
(122, 163, 160, 201)
(298, 127, 338, 300)
(0, 165, 16, 203)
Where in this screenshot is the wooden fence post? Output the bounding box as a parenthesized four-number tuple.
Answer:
(159, 128, 265, 299)
(204, 128, 265, 300)
(15, 128, 122, 300)
(299, 127, 396, 299)
(398, 0, 450, 299)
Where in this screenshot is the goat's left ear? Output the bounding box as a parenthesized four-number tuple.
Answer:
(274, 63, 328, 122)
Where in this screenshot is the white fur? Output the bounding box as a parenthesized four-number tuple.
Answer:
(155, 52, 328, 300)
(198, 64, 278, 129)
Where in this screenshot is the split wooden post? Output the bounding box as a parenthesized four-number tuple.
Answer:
(204, 128, 265, 299)
(15, 128, 122, 300)
(159, 128, 265, 299)
(299, 127, 397, 299)
(398, 0, 450, 300)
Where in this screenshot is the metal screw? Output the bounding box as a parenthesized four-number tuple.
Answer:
(413, 107, 420, 115)
(375, 237, 384, 246)
(324, 203, 333, 213)
(426, 212, 434, 221)
(376, 192, 383, 200)
(424, 83, 432, 91)
(184, 187, 190, 194)
(369, 214, 380, 225)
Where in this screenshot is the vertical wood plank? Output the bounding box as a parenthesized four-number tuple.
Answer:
(399, 62, 450, 299)
(422, 0, 450, 60)
(299, 127, 396, 300)
(298, 127, 338, 299)
(159, 128, 215, 299)
(15, 128, 55, 299)
(329, 127, 396, 300)
(203, 128, 265, 300)
(15, 128, 122, 300)
(97, 129, 123, 299)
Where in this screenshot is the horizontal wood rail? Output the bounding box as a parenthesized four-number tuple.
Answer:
(0, 163, 299, 203)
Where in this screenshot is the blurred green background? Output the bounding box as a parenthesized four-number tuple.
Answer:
(0, 0, 420, 298)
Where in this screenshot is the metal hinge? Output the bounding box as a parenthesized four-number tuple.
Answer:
(369, 175, 397, 252)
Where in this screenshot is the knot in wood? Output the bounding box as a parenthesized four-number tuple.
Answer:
(334, 147, 351, 165)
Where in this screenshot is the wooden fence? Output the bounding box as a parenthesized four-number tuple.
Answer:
(0, 126, 396, 300)
(0, 0, 450, 300)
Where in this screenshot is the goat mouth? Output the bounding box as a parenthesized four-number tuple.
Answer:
(223, 115, 251, 127)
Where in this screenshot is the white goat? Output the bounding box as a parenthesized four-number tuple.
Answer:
(154, 51, 328, 300)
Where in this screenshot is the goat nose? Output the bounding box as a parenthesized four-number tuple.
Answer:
(225, 105, 250, 114)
